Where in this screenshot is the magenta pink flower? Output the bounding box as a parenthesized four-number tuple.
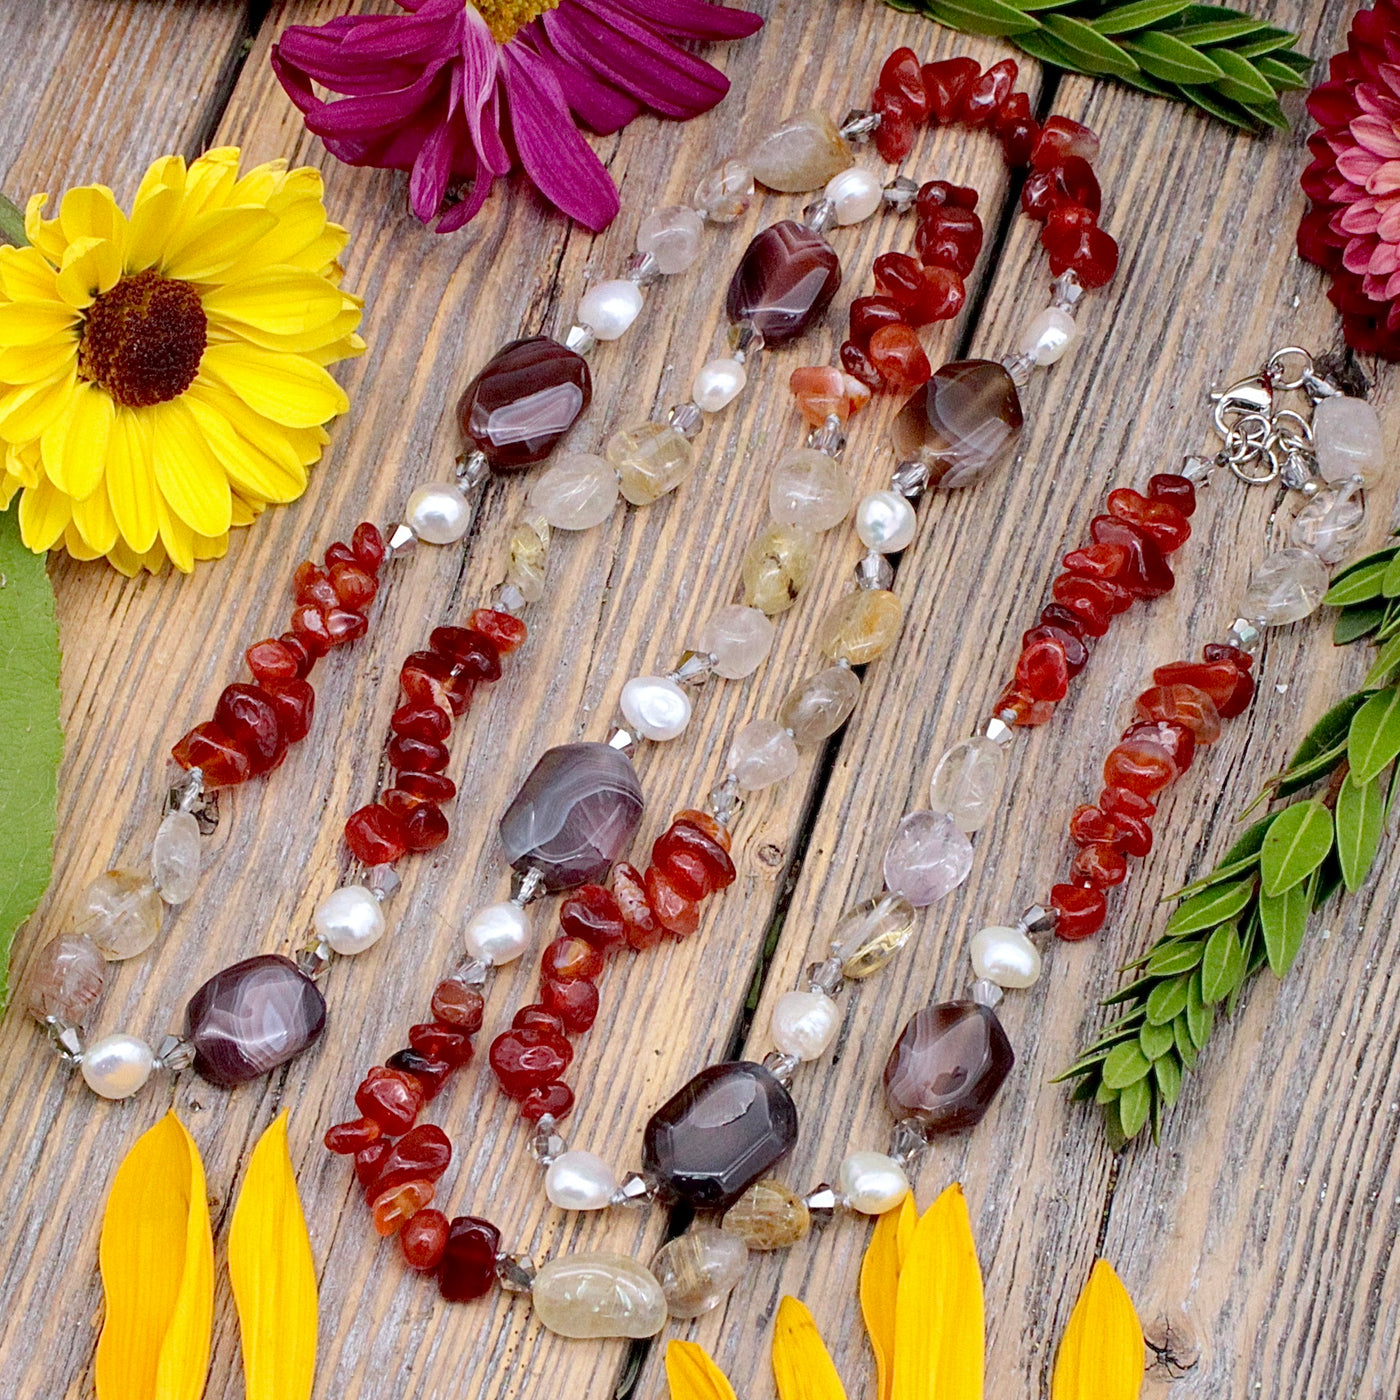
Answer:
(272, 0, 762, 233)
(1298, 0, 1400, 356)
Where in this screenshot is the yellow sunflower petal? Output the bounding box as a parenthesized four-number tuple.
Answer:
(6, 439, 40, 488)
(24, 193, 66, 262)
(42, 380, 114, 500)
(228, 1112, 317, 1400)
(893, 1184, 983, 1400)
(0, 364, 77, 443)
(156, 491, 195, 573)
(200, 341, 349, 428)
(63, 520, 105, 560)
(105, 409, 159, 553)
(219, 200, 329, 283)
(133, 155, 187, 212)
(203, 267, 347, 338)
(0, 299, 80, 347)
(160, 208, 279, 284)
(95, 1113, 213, 1400)
(125, 182, 184, 275)
(227, 159, 289, 209)
(0, 334, 77, 384)
(231, 494, 263, 526)
(104, 537, 145, 575)
(665, 1340, 737, 1400)
(149, 398, 233, 537)
(208, 303, 364, 357)
(1052, 1261, 1145, 1400)
(180, 148, 241, 219)
(772, 1297, 848, 1400)
(183, 377, 306, 471)
(0, 244, 62, 303)
(305, 330, 367, 368)
(191, 529, 229, 562)
(181, 394, 306, 504)
(59, 185, 128, 259)
(55, 235, 123, 308)
(16, 475, 70, 551)
(70, 472, 120, 554)
(288, 223, 351, 277)
(862, 1194, 916, 1400)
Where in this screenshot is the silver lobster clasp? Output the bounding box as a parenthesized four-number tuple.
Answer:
(1210, 375, 1275, 438)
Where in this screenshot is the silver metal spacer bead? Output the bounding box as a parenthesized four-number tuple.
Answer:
(511, 867, 548, 906)
(295, 940, 333, 980)
(985, 716, 1015, 746)
(607, 726, 637, 755)
(1018, 903, 1058, 935)
(385, 522, 418, 558)
(808, 413, 846, 457)
(154, 1034, 196, 1071)
(970, 977, 1004, 1008)
(802, 1184, 840, 1227)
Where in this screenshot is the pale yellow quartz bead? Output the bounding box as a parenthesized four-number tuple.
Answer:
(721, 1179, 811, 1250)
(829, 892, 916, 978)
(748, 111, 852, 193)
(818, 588, 903, 664)
(505, 514, 550, 603)
(75, 870, 163, 961)
(606, 422, 695, 505)
(742, 523, 817, 614)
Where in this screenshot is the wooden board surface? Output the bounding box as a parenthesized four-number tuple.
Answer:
(0, 0, 1396, 1398)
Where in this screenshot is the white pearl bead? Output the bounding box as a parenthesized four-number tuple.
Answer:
(464, 901, 532, 965)
(855, 490, 917, 553)
(636, 206, 705, 274)
(406, 482, 471, 544)
(970, 925, 1042, 989)
(692, 358, 748, 412)
(1018, 307, 1080, 366)
(315, 884, 386, 956)
(82, 1033, 154, 1100)
(545, 1150, 618, 1210)
(770, 988, 840, 1060)
(578, 279, 643, 341)
(838, 1151, 909, 1214)
(824, 166, 884, 225)
(620, 675, 692, 741)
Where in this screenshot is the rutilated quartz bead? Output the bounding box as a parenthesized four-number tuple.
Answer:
(651, 1227, 749, 1318)
(817, 588, 903, 664)
(829, 892, 916, 978)
(778, 666, 861, 746)
(928, 737, 1004, 834)
(882, 811, 973, 907)
(742, 524, 817, 614)
(747, 111, 852, 192)
(531, 1254, 667, 1338)
(693, 159, 755, 222)
(528, 454, 619, 530)
(25, 934, 106, 1024)
(505, 515, 550, 603)
(151, 810, 201, 904)
(75, 870, 163, 961)
(727, 719, 799, 790)
(768, 448, 853, 531)
(607, 423, 696, 505)
(721, 1178, 810, 1249)
(699, 605, 774, 679)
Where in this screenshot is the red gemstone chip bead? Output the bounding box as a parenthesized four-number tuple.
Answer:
(431, 979, 484, 1031)
(439, 1217, 502, 1302)
(355, 1066, 424, 1135)
(345, 803, 409, 865)
(401, 1209, 449, 1271)
(172, 721, 251, 786)
(489, 1027, 572, 1098)
(559, 884, 626, 953)
(1051, 883, 1107, 941)
(522, 1081, 575, 1121)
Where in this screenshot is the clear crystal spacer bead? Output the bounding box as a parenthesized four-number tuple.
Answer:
(1180, 454, 1215, 485)
(669, 650, 713, 686)
(857, 551, 894, 591)
(805, 956, 843, 994)
(607, 726, 637, 755)
(762, 1050, 800, 1085)
(166, 768, 204, 815)
(154, 1034, 196, 1071)
(564, 322, 597, 356)
(1226, 617, 1263, 653)
(455, 449, 489, 491)
(496, 1252, 538, 1292)
(891, 459, 930, 499)
(882, 175, 919, 212)
(612, 1171, 658, 1207)
(451, 955, 492, 987)
(1018, 903, 1057, 934)
(1001, 349, 1037, 388)
(386, 522, 418, 558)
(668, 401, 704, 440)
(728, 320, 764, 358)
(529, 1115, 567, 1165)
(1050, 269, 1084, 310)
(839, 109, 882, 141)
(296, 940, 333, 980)
(803, 197, 837, 234)
(51, 1024, 83, 1061)
(708, 773, 744, 828)
(808, 414, 846, 457)
(970, 977, 1004, 1008)
(985, 716, 1014, 746)
(625, 250, 663, 286)
(888, 1116, 931, 1171)
(802, 1184, 840, 1227)
(511, 867, 548, 906)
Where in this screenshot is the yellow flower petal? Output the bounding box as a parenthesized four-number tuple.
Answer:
(861, 1194, 916, 1400)
(202, 266, 347, 338)
(156, 491, 196, 573)
(161, 207, 278, 283)
(0, 474, 18, 510)
(191, 528, 229, 562)
(17, 474, 71, 551)
(665, 1340, 737, 1400)
(125, 183, 183, 274)
(1052, 1261, 1145, 1400)
(201, 341, 349, 428)
(0, 244, 62, 303)
(42, 380, 114, 500)
(55, 235, 123, 308)
(0, 334, 76, 384)
(893, 1184, 983, 1400)
(219, 199, 330, 283)
(181, 393, 306, 504)
(228, 1112, 317, 1400)
(772, 1296, 848, 1400)
(96, 1113, 213, 1400)
(105, 409, 159, 553)
(0, 364, 76, 443)
(59, 185, 129, 259)
(149, 398, 233, 536)
(63, 520, 105, 560)
(181, 148, 242, 219)
(70, 473, 120, 554)
(132, 155, 187, 212)
(0, 298, 80, 347)
(24, 193, 66, 262)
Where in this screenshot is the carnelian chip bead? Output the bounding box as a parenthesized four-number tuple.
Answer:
(290, 603, 333, 656)
(1204, 642, 1253, 671)
(489, 1026, 572, 1098)
(542, 935, 605, 982)
(1051, 882, 1107, 941)
(352, 521, 386, 570)
(1101, 786, 1155, 823)
(372, 1179, 435, 1235)
(868, 325, 932, 394)
(879, 46, 930, 119)
(430, 626, 501, 680)
(1063, 541, 1129, 582)
(355, 1140, 392, 1192)
(915, 205, 983, 276)
(1152, 661, 1242, 709)
(522, 1081, 575, 1121)
(1134, 684, 1221, 744)
(409, 1021, 472, 1065)
(614, 862, 663, 948)
(674, 809, 731, 851)
(543, 975, 601, 1032)
(397, 771, 457, 803)
(246, 638, 301, 682)
(1051, 575, 1115, 636)
(324, 1117, 382, 1154)
(645, 864, 700, 937)
(1016, 635, 1069, 702)
(431, 979, 484, 1031)
(790, 365, 870, 426)
(1032, 115, 1101, 169)
(660, 821, 737, 893)
(559, 884, 627, 953)
(1069, 804, 1118, 847)
(994, 681, 1053, 727)
(872, 88, 918, 162)
(1148, 472, 1196, 516)
(468, 607, 527, 653)
(356, 1066, 425, 1134)
(921, 56, 980, 123)
(1122, 719, 1197, 775)
(294, 563, 339, 611)
(514, 1004, 566, 1034)
(1072, 842, 1128, 887)
(841, 341, 884, 391)
(172, 721, 251, 786)
(1106, 488, 1190, 551)
(387, 1048, 453, 1100)
(849, 295, 905, 346)
(392, 702, 451, 741)
(401, 1208, 449, 1270)
(1103, 736, 1177, 797)
(1089, 516, 1174, 598)
(1025, 623, 1088, 678)
(993, 91, 1039, 164)
(261, 680, 316, 743)
(215, 683, 286, 775)
(345, 803, 410, 865)
(325, 541, 357, 570)
(331, 562, 377, 610)
(959, 57, 1017, 124)
(915, 180, 979, 217)
(402, 803, 450, 852)
(389, 734, 450, 772)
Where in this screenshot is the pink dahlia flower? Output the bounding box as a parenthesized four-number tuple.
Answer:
(272, 0, 762, 234)
(1298, 0, 1400, 357)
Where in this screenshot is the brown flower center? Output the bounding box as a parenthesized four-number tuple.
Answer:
(77, 270, 207, 409)
(472, 0, 562, 45)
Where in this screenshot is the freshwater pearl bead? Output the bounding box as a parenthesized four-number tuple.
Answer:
(692, 358, 748, 412)
(314, 884, 386, 956)
(824, 166, 884, 224)
(464, 901, 532, 965)
(82, 1033, 154, 1099)
(545, 1150, 617, 1210)
(838, 1151, 909, 1214)
(770, 988, 839, 1060)
(970, 925, 1042, 988)
(578, 280, 643, 341)
(1018, 307, 1080, 366)
(619, 676, 692, 741)
(637, 206, 705, 274)
(405, 483, 471, 544)
(855, 490, 917, 553)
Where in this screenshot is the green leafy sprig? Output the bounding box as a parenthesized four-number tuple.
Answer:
(1060, 542, 1400, 1145)
(881, 0, 1313, 132)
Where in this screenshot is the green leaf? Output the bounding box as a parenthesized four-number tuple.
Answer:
(1253, 54, 1309, 89)
(1273, 738, 1348, 800)
(1336, 772, 1386, 893)
(1348, 685, 1400, 784)
(1186, 972, 1214, 1048)
(1164, 849, 1262, 902)
(1168, 16, 1271, 44)
(1143, 937, 1205, 977)
(1102, 1040, 1153, 1089)
(1012, 26, 1097, 71)
(1139, 1018, 1177, 1060)
(1117, 1075, 1153, 1140)
(0, 510, 63, 1009)
(1209, 48, 1273, 101)
(1164, 876, 1255, 935)
(1334, 605, 1385, 646)
(1285, 691, 1375, 773)
(1323, 555, 1393, 606)
(1219, 813, 1279, 866)
(1042, 13, 1143, 76)
(1364, 635, 1400, 690)
(1123, 29, 1225, 82)
(1260, 800, 1334, 895)
(1200, 921, 1245, 1002)
(1154, 1052, 1183, 1107)
(0, 194, 26, 249)
(1173, 1014, 1199, 1068)
(1146, 973, 1192, 1026)
(1090, 0, 1193, 32)
(926, 0, 1042, 35)
(1237, 96, 1288, 130)
(1259, 878, 1310, 976)
(1313, 846, 1345, 909)
(1383, 551, 1400, 598)
(1230, 25, 1302, 57)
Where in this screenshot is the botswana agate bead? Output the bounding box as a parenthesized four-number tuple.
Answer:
(498, 743, 644, 891)
(892, 359, 1023, 489)
(883, 1001, 1013, 1132)
(456, 337, 591, 472)
(726, 221, 842, 346)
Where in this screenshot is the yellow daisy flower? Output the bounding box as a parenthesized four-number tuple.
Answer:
(0, 147, 364, 574)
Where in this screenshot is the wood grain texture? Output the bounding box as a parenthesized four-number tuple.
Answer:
(0, 0, 1396, 1398)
